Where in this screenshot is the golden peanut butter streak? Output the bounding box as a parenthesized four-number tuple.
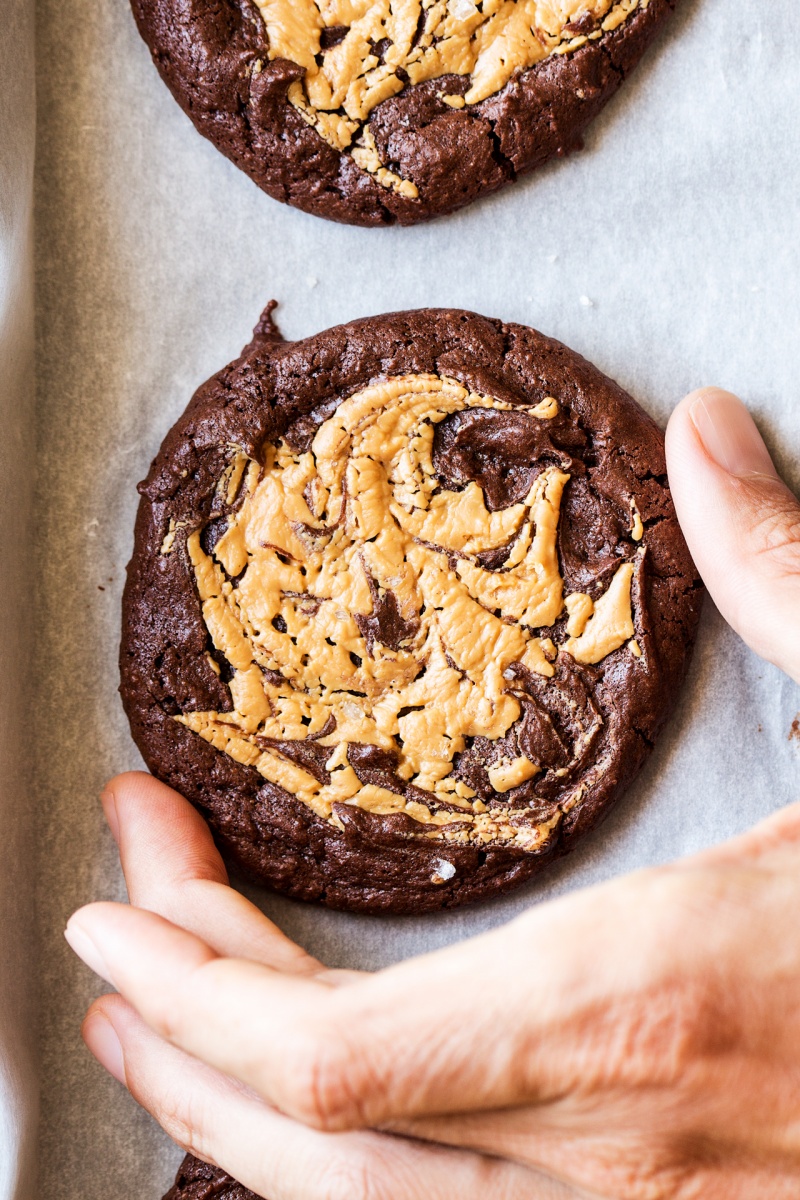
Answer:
(175, 374, 642, 849)
(253, 0, 649, 196)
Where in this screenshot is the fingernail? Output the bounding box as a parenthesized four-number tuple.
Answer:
(690, 389, 776, 478)
(65, 921, 115, 985)
(101, 788, 120, 843)
(83, 1012, 126, 1084)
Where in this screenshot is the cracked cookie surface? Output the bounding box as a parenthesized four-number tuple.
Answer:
(164, 1155, 261, 1200)
(129, 0, 680, 225)
(121, 306, 702, 914)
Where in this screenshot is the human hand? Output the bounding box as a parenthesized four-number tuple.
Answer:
(68, 388, 800, 1199)
(70, 773, 580, 1200)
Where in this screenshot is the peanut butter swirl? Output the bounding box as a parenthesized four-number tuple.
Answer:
(177, 374, 642, 850)
(253, 0, 649, 196)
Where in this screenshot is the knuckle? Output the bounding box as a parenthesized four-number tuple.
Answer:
(598, 988, 703, 1090)
(309, 1042, 381, 1130)
(645, 974, 727, 1076)
(595, 886, 728, 1087)
(582, 1138, 700, 1200)
(670, 981, 725, 1061)
(619, 1155, 698, 1200)
(278, 1028, 373, 1131)
(563, 1132, 700, 1200)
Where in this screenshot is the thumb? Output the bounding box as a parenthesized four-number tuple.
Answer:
(665, 387, 800, 683)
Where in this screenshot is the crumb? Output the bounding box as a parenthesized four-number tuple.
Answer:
(790, 714, 800, 745)
(579, 295, 594, 308)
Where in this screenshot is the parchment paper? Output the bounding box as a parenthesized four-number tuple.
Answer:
(21, 0, 800, 1194)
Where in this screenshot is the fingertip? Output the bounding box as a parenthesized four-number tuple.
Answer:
(100, 787, 120, 843)
(665, 389, 710, 478)
(66, 902, 132, 983)
(672, 387, 776, 479)
(665, 384, 769, 544)
(666, 385, 800, 682)
(82, 1006, 127, 1085)
(87, 990, 131, 1023)
(101, 773, 155, 845)
(103, 771, 189, 816)
(109, 772, 229, 890)
(677, 385, 742, 411)
(665, 386, 737, 457)
(85, 991, 141, 1042)
(66, 923, 113, 985)
(68, 900, 126, 928)
(665, 389, 724, 557)
(77, 901, 217, 978)
(102, 770, 156, 800)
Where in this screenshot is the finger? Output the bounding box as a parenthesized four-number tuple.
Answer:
(103, 772, 324, 974)
(82, 994, 567, 1200)
(388, 1111, 800, 1200)
(387, 1109, 686, 1200)
(64, 877, 690, 1132)
(665, 387, 800, 682)
(67, 902, 351, 1123)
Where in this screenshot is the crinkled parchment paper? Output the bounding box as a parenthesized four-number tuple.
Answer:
(3, 0, 800, 1194)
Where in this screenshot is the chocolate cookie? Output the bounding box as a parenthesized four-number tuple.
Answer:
(121, 306, 702, 914)
(130, 0, 679, 226)
(164, 1155, 261, 1200)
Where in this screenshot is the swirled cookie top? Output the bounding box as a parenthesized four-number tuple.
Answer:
(253, 0, 647, 194)
(177, 374, 644, 851)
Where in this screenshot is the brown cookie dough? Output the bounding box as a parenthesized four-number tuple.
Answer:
(164, 1155, 261, 1200)
(129, 0, 679, 225)
(121, 306, 702, 915)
